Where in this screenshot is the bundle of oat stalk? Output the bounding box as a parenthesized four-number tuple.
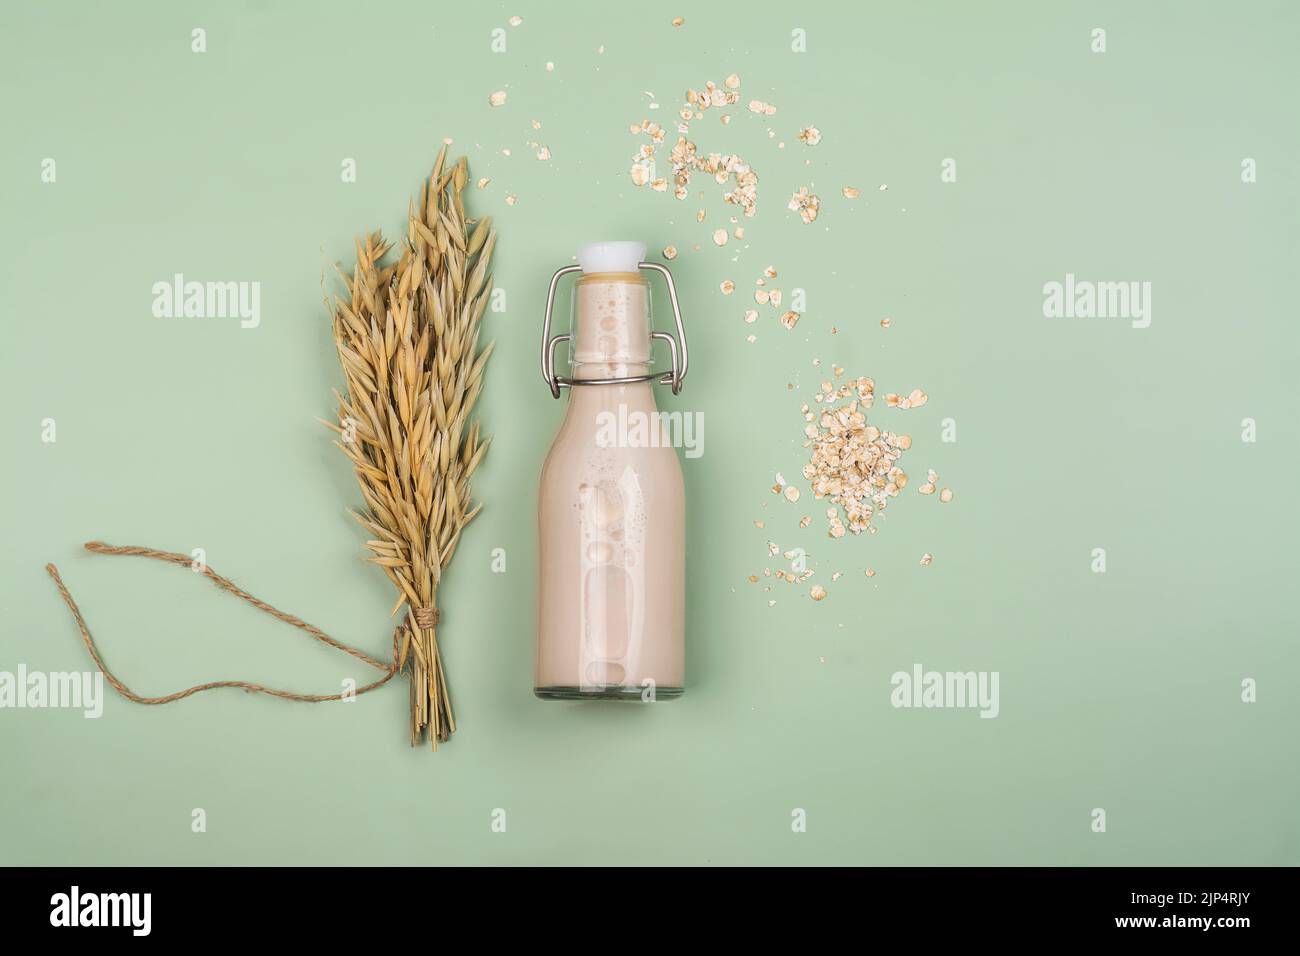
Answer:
(326, 147, 495, 747)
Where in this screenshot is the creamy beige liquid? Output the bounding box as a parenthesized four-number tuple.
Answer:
(536, 273, 685, 699)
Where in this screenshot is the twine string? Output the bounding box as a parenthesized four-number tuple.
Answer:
(43, 541, 417, 706)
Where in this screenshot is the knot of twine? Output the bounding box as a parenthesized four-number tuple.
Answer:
(43, 541, 402, 706)
(411, 606, 440, 628)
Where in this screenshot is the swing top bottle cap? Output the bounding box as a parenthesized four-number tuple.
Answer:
(570, 242, 651, 368)
(577, 241, 645, 275)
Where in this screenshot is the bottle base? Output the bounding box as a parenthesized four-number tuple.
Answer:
(533, 684, 684, 702)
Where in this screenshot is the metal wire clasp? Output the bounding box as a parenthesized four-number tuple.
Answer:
(540, 262, 690, 399)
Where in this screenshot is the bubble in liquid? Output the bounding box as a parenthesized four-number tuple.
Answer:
(586, 541, 615, 564)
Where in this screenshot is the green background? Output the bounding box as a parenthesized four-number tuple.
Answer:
(3, 1, 1297, 865)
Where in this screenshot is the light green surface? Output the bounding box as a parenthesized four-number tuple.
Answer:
(2, 1, 1297, 866)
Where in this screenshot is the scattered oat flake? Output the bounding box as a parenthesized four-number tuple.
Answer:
(798, 126, 822, 146)
(831, 571, 843, 582)
(940, 488, 953, 503)
(489, 90, 507, 107)
(712, 229, 728, 246)
(920, 553, 933, 567)
(476, 178, 491, 189)
(784, 485, 801, 503)
(662, 245, 678, 260)
(505, 194, 518, 206)
(865, 568, 876, 578)
(630, 104, 760, 215)
(720, 280, 735, 295)
(891, 388, 927, 409)
(843, 186, 861, 199)
(810, 585, 827, 601)
(536, 146, 551, 160)
(672, 16, 684, 27)
(725, 74, 741, 89)
(919, 483, 935, 495)
(508, 15, 522, 26)
(780, 310, 800, 330)
(746, 334, 757, 343)
(788, 187, 821, 224)
(546, 61, 555, 71)
(880, 317, 892, 329)
(748, 100, 777, 116)
(753, 519, 765, 529)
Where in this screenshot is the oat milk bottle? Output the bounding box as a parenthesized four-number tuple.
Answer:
(536, 242, 689, 700)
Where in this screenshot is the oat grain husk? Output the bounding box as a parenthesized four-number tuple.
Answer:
(325, 147, 495, 748)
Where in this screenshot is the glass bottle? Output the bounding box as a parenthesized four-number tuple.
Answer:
(536, 241, 689, 700)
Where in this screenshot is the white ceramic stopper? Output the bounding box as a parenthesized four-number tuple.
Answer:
(576, 241, 646, 274)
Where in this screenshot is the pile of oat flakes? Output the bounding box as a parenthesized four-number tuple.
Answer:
(750, 369, 954, 605)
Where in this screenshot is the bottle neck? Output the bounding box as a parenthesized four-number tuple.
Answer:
(570, 273, 651, 372)
(565, 378, 660, 418)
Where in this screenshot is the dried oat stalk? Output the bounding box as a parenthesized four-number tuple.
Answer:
(325, 147, 495, 748)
